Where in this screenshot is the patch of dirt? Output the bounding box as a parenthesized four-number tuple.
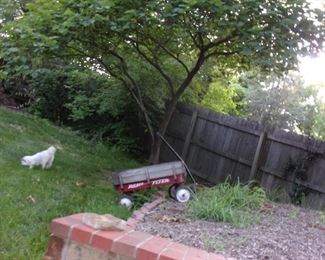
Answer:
(136, 199, 325, 260)
(0, 86, 18, 109)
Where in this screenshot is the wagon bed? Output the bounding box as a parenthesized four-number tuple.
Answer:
(112, 161, 186, 193)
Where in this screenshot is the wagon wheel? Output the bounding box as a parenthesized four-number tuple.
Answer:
(175, 186, 191, 203)
(168, 184, 178, 199)
(119, 194, 133, 208)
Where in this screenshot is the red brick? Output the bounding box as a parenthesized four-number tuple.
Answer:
(144, 201, 155, 209)
(112, 231, 152, 258)
(136, 236, 172, 260)
(142, 202, 151, 210)
(50, 217, 80, 239)
(44, 235, 64, 260)
(90, 230, 128, 251)
(71, 224, 94, 244)
(139, 207, 149, 214)
(167, 242, 189, 252)
(159, 248, 187, 260)
(144, 202, 154, 209)
(131, 211, 145, 221)
(208, 253, 227, 260)
(126, 218, 138, 227)
(151, 197, 163, 205)
(158, 242, 189, 260)
(184, 247, 209, 260)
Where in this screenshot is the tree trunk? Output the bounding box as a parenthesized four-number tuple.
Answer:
(149, 99, 178, 164)
(149, 51, 206, 164)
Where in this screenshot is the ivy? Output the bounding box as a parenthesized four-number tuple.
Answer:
(285, 152, 320, 205)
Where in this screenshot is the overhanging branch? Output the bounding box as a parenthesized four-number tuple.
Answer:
(128, 38, 175, 96)
(205, 50, 239, 59)
(66, 44, 155, 139)
(203, 30, 238, 51)
(139, 33, 190, 74)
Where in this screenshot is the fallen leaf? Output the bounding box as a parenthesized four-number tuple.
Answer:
(26, 195, 36, 203)
(158, 215, 189, 224)
(307, 223, 325, 231)
(263, 202, 274, 208)
(76, 181, 87, 187)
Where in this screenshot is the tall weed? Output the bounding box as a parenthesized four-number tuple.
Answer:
(189, 181, 266, 227)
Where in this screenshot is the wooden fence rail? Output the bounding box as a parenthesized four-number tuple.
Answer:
(160, 104, 325, 210)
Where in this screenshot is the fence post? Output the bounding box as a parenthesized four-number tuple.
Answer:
(249, 131, 267, 181)
(181, 111, 198, 160)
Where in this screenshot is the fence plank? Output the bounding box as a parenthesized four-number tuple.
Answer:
(260, 166, 325, 194)
(249, 132, 267, 181)
(181, 111, 198, 160)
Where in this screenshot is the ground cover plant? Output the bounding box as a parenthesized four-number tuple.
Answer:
(0, 107, 139, 259)
(189, 181, 266, 227)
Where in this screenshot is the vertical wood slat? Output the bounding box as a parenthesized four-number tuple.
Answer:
(162, 104, 325, 210)
(249, 132, 267, 181)
(181, 111, 198, 160)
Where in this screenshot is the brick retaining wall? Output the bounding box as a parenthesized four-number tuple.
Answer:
(45, 194, 232, 260)
(45, 213, 230, 260)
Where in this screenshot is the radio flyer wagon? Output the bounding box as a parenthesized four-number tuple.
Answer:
(112, 133, 197, 208)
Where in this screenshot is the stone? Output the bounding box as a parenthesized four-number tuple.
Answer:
(82, 213, 128, 231)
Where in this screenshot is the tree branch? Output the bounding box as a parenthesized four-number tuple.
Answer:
(205, 50, 239, 59)
(203, 30, 238, 51)
(188, 30, 200, 49)
(175, 50, 206, 100)
(139, 33, 190, 74)
(128, 38, 175, 97)
(66, 44, 155, 140)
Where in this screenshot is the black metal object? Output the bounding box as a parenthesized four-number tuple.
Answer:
(157, 132, 197, 186)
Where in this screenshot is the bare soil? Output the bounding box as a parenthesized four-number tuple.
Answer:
(0, 86, 18, 109)
(136, 199, 325, 260)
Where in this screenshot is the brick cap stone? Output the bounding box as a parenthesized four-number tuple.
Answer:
(82, 213, 129, 231)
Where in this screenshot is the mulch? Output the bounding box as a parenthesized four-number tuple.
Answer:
(136, 199, 325, 260)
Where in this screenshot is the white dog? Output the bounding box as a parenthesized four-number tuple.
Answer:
(21, 146, 57, 169)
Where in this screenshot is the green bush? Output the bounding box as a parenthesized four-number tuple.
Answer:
(25, 67, 139, 152)
(29, 68, 71, 123)
(189, 181, 266, 227)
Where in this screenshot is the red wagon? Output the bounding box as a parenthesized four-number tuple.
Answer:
(112, 161, 193, 207)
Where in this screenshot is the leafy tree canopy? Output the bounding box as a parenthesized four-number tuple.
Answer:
(201, 79, 240, 115)
(1, 0, 324, 161)
(241, 72, 324, 137)
(0, 0, 29, 25)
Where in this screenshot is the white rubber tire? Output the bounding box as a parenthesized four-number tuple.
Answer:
(120, 197, 133, 208)
(168, 184, 177, 199)
(175, 187, 191, 203)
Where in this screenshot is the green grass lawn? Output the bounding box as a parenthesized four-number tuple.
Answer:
(0, 107, 140, 259)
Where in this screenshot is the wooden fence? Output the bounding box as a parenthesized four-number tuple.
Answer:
(160, 104, 325, 210)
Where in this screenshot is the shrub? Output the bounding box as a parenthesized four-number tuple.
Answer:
(25, 67, 139, 153)
(188, 181, 266, 227)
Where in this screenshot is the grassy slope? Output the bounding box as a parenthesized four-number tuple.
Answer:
(0, 107, 139, 259)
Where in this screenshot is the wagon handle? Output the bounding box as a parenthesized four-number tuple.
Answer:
(157, 132, 197, 185)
